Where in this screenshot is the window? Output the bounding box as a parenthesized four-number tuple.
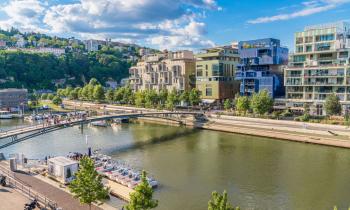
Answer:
(293, 55, 306, 62)
(296, 46, 303, 53)
(315, 43, 331, 51)
(206, 88, 212, 96)
(315, 34, 334, 42)
(305, 36, 313, 43)
(306, 45, 312, 52)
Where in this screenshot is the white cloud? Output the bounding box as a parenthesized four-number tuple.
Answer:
(248, 0, 350, 24)
(0, 0, 46, 31)
(0, 0, 219, 50)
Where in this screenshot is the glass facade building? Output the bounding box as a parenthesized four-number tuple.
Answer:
(235, 38, 288, 98)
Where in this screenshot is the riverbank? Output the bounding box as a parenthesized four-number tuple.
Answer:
(63, 100, 350, 149)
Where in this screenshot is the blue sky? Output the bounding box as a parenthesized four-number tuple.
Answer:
(0, 0, 349, 51)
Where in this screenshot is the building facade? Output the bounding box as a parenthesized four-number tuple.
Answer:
(195, 46, 240, 102)
(129, 50, 195, 92)
(0, 89, 28, 111)
(283, 21, 350, 115)
(236, 38, 288, 98)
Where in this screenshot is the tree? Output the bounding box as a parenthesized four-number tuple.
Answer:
(69, 156, 109, 210)
(93, 84, 105, 102)
(89, 78, 99, 86)
(144, 89, 158, 108)
(135, 91, 145, 107)
(47, 93, 55, 100)
(224, 99, 232, 111)
(235, 96, 250, 115)
(158, 89, 168, 105)
(52, 96, 62, 105)
(41, 93, 48, 100)
(324, 93, 341, 116)
(124, 170, 158, 210)
(105, 89, 114, 103)
(208, 190, 239, 210)
(189, 88, 201, 106)
(166, 90, 179, 110)
(250, 90, 273, 115)
(180, 91, 190, 106)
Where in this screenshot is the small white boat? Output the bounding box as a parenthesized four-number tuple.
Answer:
(90, 120, 108, 127)
(0, 111, 13, 119)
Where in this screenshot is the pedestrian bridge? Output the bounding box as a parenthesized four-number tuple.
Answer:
(0, 111, 204, 150)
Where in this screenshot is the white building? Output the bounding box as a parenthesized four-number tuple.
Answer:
(84, 39, 102, 52)
(48, 156, 78, 184)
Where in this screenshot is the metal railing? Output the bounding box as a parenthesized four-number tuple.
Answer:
(0, 165, 59, 210)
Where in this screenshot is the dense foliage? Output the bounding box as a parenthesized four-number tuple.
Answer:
(324, 93, 342, 116)
(208, 190, 239, 210)
(0, 48, 132, 90)
(124, 170, 158, 210)
(57, 78, 201, 109)
(69, 156, 109, 210)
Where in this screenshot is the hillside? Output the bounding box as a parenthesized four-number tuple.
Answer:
(0, 28, 157, 91)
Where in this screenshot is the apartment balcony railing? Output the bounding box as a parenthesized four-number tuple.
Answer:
(286, 74, 302, 77)
(304, 73, 344, 77)
(285, 82, 302, 85)
(304, 82, 344, 85)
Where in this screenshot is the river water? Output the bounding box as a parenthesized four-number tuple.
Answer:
(1, 119, 350, 210)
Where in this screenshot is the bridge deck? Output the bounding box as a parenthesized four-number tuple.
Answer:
(0, 111, 199, 140)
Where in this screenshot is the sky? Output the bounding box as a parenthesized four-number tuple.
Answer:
(0, 0, 349, 51)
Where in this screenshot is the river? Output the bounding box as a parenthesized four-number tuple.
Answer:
(1, 119, 350, 210)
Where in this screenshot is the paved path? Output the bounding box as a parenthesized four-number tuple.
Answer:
(0, 185, 30, 210)
(13, 171, 103, 210)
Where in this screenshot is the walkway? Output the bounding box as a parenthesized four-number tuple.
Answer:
(12, 171, 103, 210)
(0, 185, 30, 210)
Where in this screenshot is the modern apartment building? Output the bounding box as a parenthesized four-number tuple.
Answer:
(129, 50, 195, 92)
(0, 88, 28, 111)
(283, 21, 350, 115)
(195, 46, 240, 103)
(236, 38, 288, 98)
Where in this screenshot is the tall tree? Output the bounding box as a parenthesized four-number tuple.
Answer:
(124, 171, 158, 210)
(208, 190, 239, 210)
(69, 156, 109, 210)
(250, 90, 273, 115)
(105, 89, 114, 103)
(189, 88, 201, 106)
(224, 99, 232, 111)
(324, 93, 341, 116)
(235, 95, 250, 115)
(93, 84, 105, 102)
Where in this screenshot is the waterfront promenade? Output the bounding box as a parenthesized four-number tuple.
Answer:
(64, 100, 350, 149)
(0, 161, 102, 210)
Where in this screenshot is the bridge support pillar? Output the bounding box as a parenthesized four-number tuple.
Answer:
(80, 122, 84, 134)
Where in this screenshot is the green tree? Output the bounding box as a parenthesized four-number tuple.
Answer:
(224, 99, 232, 111)
(69, 156, 109, 210)
(189, 88, 201, 106)
(93, 84, 105, 102)
(47, 93, 55, 100)
(166, 90, 179, 110)
(41, 93, 48, 100)
(250, 90, 273, 115)
(105, 89, 114, 103)
(52, 96, 62, 105)
(144, 89, 158, 108)
(344, 110, 350, 127)
(235, 95, 250, 115)
(68, 88, 80, 100)
(208, 190, 239, 210)
(124, 170, 158, 210)
(325, 93, 341, 116)
(89, 78, 99, 86)
(135, 91, 145, 107)
(180, 91, 190, 105)
(158, 89, 168, 105)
